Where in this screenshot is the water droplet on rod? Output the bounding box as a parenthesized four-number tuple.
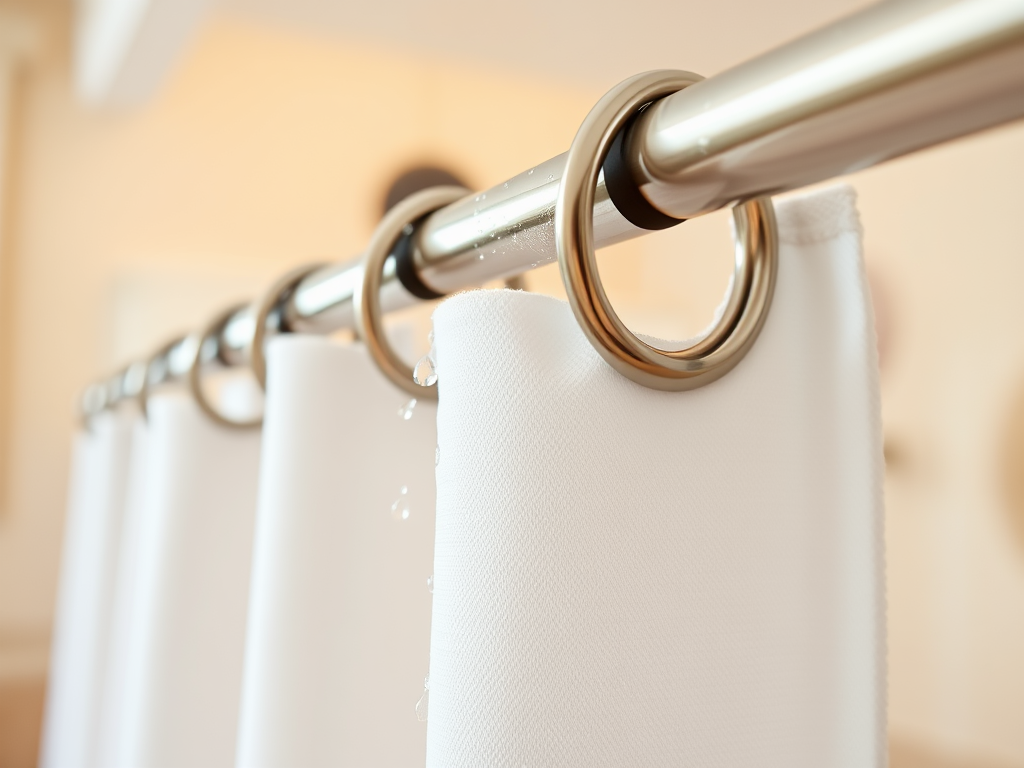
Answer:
(413, 355, 438, 387)
(397, 398, 417, 420)
(390, 486, 410, 521)
(416, 677, 430, 722)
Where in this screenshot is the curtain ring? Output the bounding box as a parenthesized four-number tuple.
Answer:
(187, 304, 263, 429)
(556, 69, 778, 391)
(249, 262, 327, 390)
(354, 185, 469, 399)
(136, 335, 187, 420)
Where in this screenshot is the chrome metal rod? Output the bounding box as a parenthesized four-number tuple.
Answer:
(84, 0, 1024, 417)
(630, 0, 1024, 217)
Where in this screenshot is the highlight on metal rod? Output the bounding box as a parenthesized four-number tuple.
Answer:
(79, 0, 1024, 422)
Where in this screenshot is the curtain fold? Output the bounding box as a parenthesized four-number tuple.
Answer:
(236, 335, 436, 768)
(110, 389, 261, 767)
(424, 184, 884, 767)
(93, 416, 149, 767)
(41, 411, 134, 768)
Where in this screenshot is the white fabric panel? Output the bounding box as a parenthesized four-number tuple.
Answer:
(425, 185, 885, 767)
(113, 390, 261, 768)
(236, 336, 436, 768)
(41, 411, 134, 768)
(93, 416, 150, 768)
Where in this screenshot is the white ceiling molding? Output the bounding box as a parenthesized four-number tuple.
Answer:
(73, 0, 214, 107)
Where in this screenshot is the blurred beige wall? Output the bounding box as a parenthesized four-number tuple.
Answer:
(0, 2, 1022, 766)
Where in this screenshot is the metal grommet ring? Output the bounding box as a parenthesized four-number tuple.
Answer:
(355, 185, 469, 398)
(79, 382, 107, 430)
(187, 304, 263, 429)
(556, 69, 778, 391)
(136, 336, 186, 420)
(249, 262, 327, 389)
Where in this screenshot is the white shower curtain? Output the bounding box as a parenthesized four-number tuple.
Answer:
(424, 184, 884, 767)
(236, 335, 436, 767)
(41, 410, 133, 768)
(44, 184, 882, 768)
(93, 416, 149, 768)
(100, 388, 262, 768)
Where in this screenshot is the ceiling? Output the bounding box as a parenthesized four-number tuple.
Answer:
(217, 0, 876, 88)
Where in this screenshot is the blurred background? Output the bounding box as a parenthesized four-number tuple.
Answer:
(0, 0, 1022, 765)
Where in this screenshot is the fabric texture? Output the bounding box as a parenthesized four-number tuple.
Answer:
(111, 389, 262, 767)
(425, 184, 886, 767)
(40, 411, 134, 768)
(236, 336, 436, 768)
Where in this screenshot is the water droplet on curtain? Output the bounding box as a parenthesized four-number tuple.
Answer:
(413, 355, 438, 387)
(397, 398, 417, 420)
(416, 676, 430, 722)
(391, 486, 410, 521)
(427, 574, 434, 594)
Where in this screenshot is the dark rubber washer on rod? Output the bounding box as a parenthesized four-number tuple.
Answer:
(393, 220, 445, 300)
(601, 116, 687, 231)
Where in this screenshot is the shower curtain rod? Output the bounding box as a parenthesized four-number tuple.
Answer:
(84, 0, 1024, 417)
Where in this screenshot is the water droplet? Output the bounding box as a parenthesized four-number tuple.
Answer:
(413, 355, 438, 387)
(416, 677, 430, 722)
(491, 249, 496, 254)
(397, 398, 417, 420)
(503, 182, 509, 189)
(390, 486, 410, 521)
(527, 168, 534, 175)
(435, 445, 440, 466)
(480, 193, 486, 200)
(546, 174, 554, 182)
(427, 574, 434, 593)
(478, 253, 485, 260)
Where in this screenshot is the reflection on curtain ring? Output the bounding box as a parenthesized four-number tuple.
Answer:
(555, 69, 778, 391)
(355, 185, 470, 399)
(188, 305, 263, 430)
(249, 263, 327, 390)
